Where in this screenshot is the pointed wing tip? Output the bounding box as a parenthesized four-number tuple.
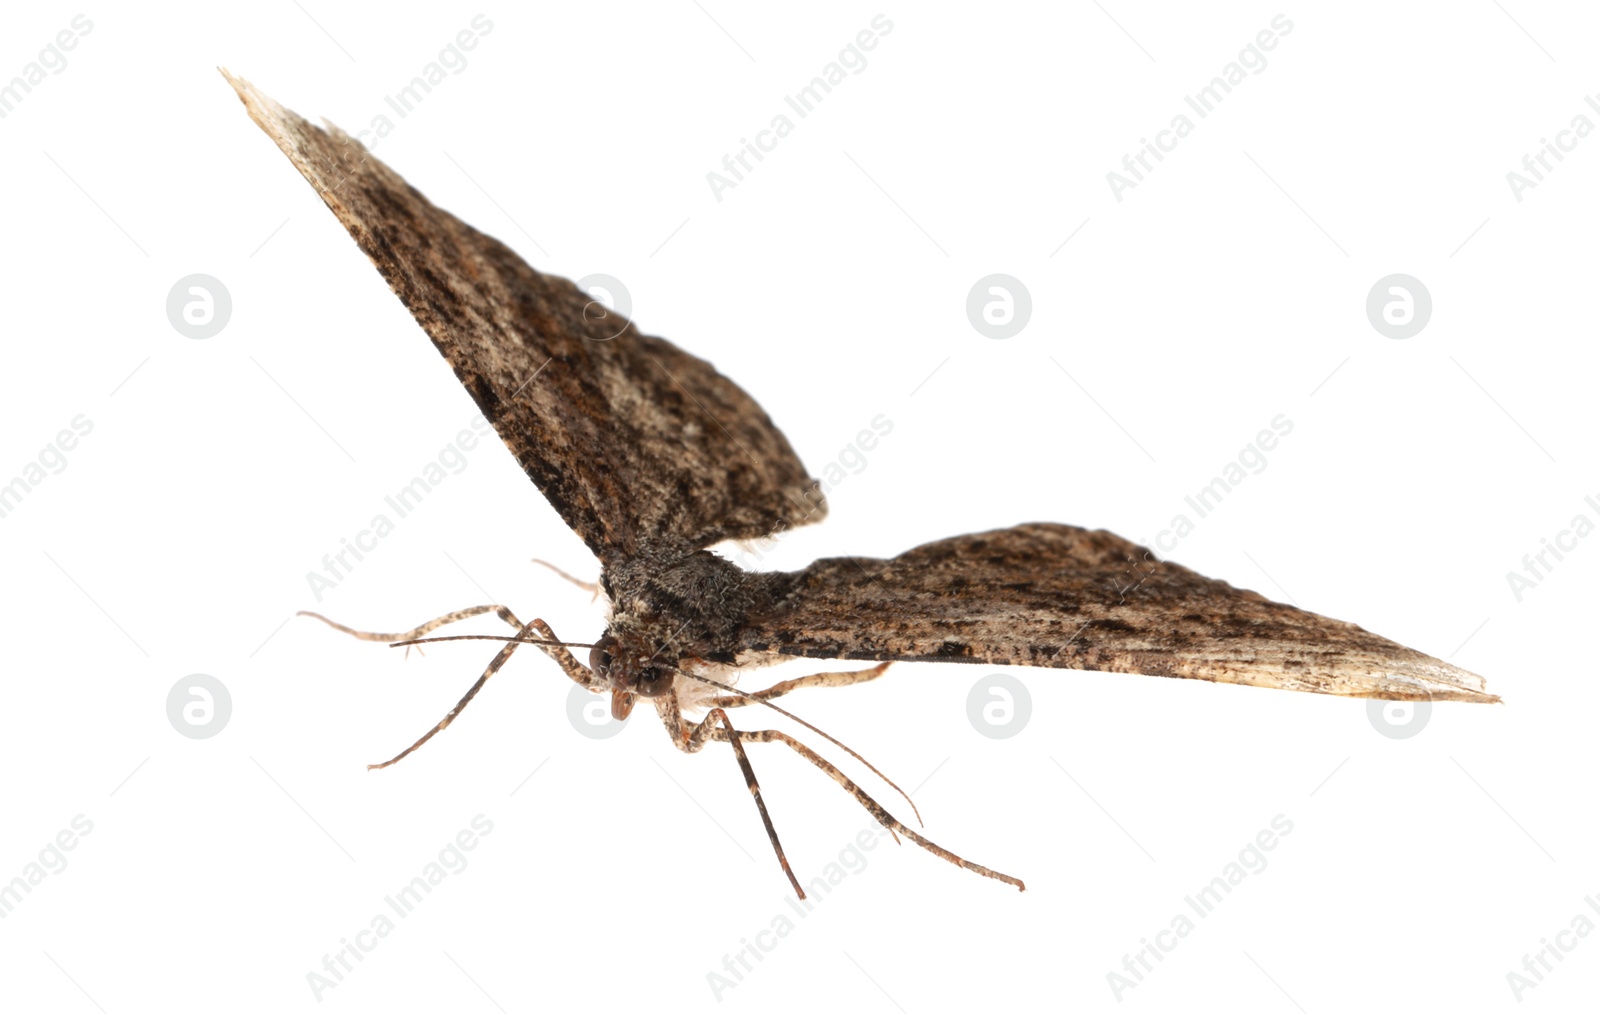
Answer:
(219, 72, 373, 207)
(1430, 685, 1501, 705)
(218, 67, 263, 111)
(1384, 656, 1499, 705)
(219, 69, 293, 139)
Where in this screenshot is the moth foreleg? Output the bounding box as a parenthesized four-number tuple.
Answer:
(368, 615, 604, 769)
(706, 662, 892, 709)
(369, 618, 543, 769)
(300, 606, 599, 690)
(521, 618, 604, 690)
(299, 604, 521, 658)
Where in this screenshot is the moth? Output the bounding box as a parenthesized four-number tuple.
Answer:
(226, 72, 1496, 896)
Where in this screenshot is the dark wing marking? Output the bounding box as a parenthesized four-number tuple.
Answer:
(740, 523, 1496, 702)
(224, 72, 823, 563)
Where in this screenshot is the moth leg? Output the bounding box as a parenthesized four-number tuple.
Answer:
(299, 605, 519, 659)
(690, 707, 807, 899)
(366, 619, 541, 769)
(300, 607, 599, 689)
(655, 691, 1021, 891)
(531, 558, 603, 602)
(520, 618, 603, 690)
(706, 662, 892, 709)
(719, 727, 1025, 892)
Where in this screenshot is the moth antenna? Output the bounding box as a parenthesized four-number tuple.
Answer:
(530, 558, 603, 602)
(676, 669, 924, 828)
(388, 633, 599, 650)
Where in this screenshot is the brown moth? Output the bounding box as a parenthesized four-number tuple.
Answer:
(225, 72, 1496, 896)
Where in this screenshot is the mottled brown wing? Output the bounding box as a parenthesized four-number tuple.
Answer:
(741, 523, 1495, 702)
(225, 73, 822, 563)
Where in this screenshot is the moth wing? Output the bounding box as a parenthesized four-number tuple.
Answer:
(740, 523, 1496, 702)
(225, 73, 823, 564)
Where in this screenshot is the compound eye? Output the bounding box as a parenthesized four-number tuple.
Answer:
(633, 667, 672, 698)
(588, 646, 612, 676)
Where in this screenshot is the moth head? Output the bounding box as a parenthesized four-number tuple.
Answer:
(588, 637, 674, 720)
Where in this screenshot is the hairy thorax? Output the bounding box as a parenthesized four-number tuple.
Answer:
(590, 549, 783, 718)
(602, 549, 773, 655)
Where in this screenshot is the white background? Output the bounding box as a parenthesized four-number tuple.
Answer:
(1, 2, 1595, 1011)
